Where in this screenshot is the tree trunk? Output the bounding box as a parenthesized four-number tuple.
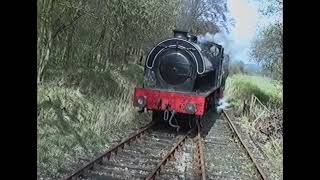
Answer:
(38, 29, 52, 84)
(37, 0, 53, 84)
(64, 26, 75, 72)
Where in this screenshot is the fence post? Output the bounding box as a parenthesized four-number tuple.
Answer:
(242, 100, 250, 116)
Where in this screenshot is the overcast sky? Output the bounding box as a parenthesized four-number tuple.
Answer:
(225, 0, 279, 64)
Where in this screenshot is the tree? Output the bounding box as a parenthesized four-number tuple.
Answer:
(250, 0, 282, 81)
(229, 60, 247, 75)
(37, 0, 230, 84)
(37, 0, 182, 83)
(250, 22, 282, 80)
(258, 0, 283, 17)
(175, 0, 229, 35)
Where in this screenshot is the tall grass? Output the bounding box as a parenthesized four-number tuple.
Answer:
(37, 64, 150, 179)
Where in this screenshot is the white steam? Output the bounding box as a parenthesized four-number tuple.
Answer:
(197, 31, 239, 61)
(216, 97, 230, 112)
(197, 0, 259, 64)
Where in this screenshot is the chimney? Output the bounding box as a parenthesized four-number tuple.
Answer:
(190, 35, 197, 43)
(173, 29, 190, 40)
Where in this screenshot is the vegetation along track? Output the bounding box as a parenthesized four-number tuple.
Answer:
(65, 110, 268, 180)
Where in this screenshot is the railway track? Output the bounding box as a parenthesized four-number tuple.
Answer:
(64, 110, 268, 180)
(222, 110, 267, 180)
(201, 110, 267, 180)
(65, 120, 205, 180)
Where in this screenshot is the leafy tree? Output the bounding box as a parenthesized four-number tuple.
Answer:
(258, 0, 283, 17)
(250, 22, 282, 80)
(250, 0, 282, 81)
(175, 0, 229, 34)
(37, 0, 229, 84)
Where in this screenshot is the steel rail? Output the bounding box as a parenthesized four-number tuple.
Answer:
(222, 110, 267, 180)
(145, 128, 194, 180)
(195, 119, 207, 180)
(64, 121, 156, 180)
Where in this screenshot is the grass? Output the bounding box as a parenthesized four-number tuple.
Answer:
(225, 74, 283, 180)
(37, 65, 150, 179)
(225, 74, 283, 108)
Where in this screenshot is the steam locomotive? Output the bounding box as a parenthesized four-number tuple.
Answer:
(133, 30, 229, 128)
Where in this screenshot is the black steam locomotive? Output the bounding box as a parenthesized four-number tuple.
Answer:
(144, 30, 226, 93)
(134, 29, 229, 125)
